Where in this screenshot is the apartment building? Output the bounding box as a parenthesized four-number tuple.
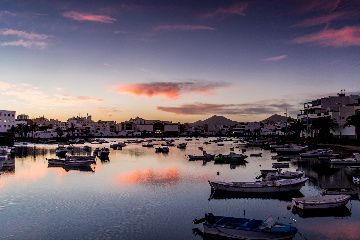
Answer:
(0, 110, 16, 132)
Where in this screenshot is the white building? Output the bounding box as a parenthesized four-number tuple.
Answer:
(297, 91, 360, 138)
(0, 110, 16, 132)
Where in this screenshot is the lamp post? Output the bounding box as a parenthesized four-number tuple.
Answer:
(304, 103, 310, 138)
(337, 103, 341, 138)
(284, 109, 288, 136)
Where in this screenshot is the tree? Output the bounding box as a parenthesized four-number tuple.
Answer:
(55, 127, 64, 138)
(16, 124, 30, 137)
(30, 123, 38, 137)
(345, 112, 360, 139)
(68, 123, 76, 137)
(288, 120, 306, 137)
(7, 126, 18, 136)
(310, 117, 338, 139)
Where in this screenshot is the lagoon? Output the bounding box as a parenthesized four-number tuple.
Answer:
(0, 138, 359, 240)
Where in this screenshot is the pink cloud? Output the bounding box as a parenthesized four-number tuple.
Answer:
(201, 2, 248, 19)
(114, 167, 180, 185)
(62, 11, 116, 23)
(0, 10, 16, 17)
(55, 94, 72, 101)
(77, 96, 104, 102)
(156, 101, 294, 116)
(1, 39, 47, 49)
(154, 24, 215, 32)
(263, 55, 287, 61)
(292, 26, 360, 47)
(297, 0, 341, 13)
(110, 81, 229, 100)
(0, 28, 48, 40)
(292, 12, 354, 28)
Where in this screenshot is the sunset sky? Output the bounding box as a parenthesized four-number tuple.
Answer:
(1, 0, 359, 123)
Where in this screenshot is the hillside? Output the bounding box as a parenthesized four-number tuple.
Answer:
(261, 114, 292, 123)
(192, 115, 238, 126)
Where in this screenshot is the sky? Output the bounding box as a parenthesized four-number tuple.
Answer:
(1, 0, 360, 123)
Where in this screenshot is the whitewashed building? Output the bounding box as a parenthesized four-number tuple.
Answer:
(0, 110, 16, 132)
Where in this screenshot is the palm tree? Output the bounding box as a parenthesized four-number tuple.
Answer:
(345, 112, 360, 139)
(288, 120, 306, 137)
(310, 117, 338, 139)
(55, 127, 64, 138)
(68, 123, 76, 137)
(30, 123, 38, 138)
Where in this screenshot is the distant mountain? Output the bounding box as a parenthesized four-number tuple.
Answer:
(192, 115, 238, 126)
(261, 114, 292, 123)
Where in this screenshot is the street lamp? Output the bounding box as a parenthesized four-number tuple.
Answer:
(337, 103, 341, 138)
(284, 109, 288, 136)
(304, 103, 310, 138)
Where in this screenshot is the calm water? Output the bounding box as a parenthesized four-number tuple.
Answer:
(0, 138, 359, 240)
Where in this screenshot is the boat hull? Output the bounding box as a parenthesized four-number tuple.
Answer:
(209, 178, 308, 193)
(292, 194, 351, 210)
(203, 224, 297, 240)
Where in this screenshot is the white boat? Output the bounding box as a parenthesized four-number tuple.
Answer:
(260, 169, 304, 180)
(344, 166, 360, 176)
(193, 213, 298, 240)
(0, 146, 12, 155)
(188, 151, 214, 160)
(331, 153, 360, 165)
(272, 162, 289, 168)
(292, 194, 351, 210)
(300, 149, 334, 158)
(209, 177, 308, 193)
(275, 145, 308, 155)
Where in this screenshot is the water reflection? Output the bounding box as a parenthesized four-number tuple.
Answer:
(114, 167, 180, 185)
(48, 164, 95, 172)
(1, 138, 360, 240)
(209, 190, 304, 202)
(292, 205, 351, 218)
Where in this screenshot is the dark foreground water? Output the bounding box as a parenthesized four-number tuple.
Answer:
(0, 138, 359, 240)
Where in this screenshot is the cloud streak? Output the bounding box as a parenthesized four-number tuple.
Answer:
(292, 26, 360, 47)
(62, 11, 116, 23)
(292, 12, 353, 28)
(201, 2, 248, 19)
(263, 55, 287, 61)
(0, 29, 49, 49)
(156, 101, 295, 116)
(111, 81, 230, 100)
(154, 24, 215, 32)
(0, 29, 48, 40)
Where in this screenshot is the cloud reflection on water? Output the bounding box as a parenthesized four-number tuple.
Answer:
(114, 167, 180, 185)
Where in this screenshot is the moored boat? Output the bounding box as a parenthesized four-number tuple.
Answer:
(322, 188, 358, 198)
(209, 177, 308, 193)
(272, 162, 289, 168)
(193, 213, 298, 240)
(344, 166, 360, 176)
(292, 194, 351, 210)
(214, 152, 248, 164)
(188, 151, 214, 160)
(331, 153, 360, 165)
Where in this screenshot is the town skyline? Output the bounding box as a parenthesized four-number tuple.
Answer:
(1, 1, 359, 123)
